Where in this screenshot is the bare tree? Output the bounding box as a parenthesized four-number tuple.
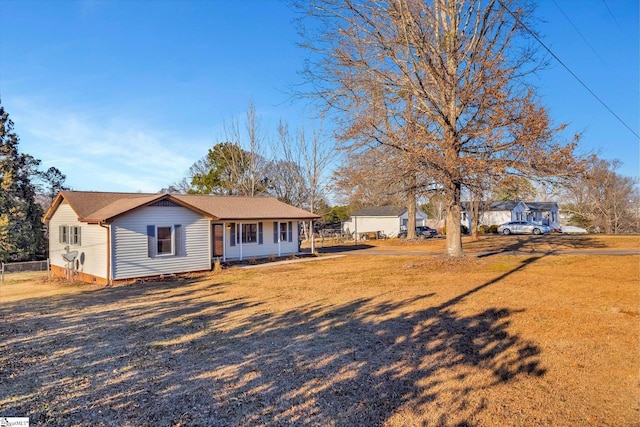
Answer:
(562, 158, 639, 234)
(492, 176, 536, 201)
(333, 144, 428, 238)
(276, 120, 335, 213)
(224, 102, 269, 196)
(276, 119, 335, 247)
(269, 121, 309, 206)
(175, 103, 270, 196)
(295, 0, 578, 256)
(332, 146, 405, 208)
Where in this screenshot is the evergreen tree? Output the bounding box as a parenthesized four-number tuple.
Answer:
(0, 105, 46, 262)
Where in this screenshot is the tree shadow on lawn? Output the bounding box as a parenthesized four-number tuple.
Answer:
(474, 234, 608, 258)
(1, 257, 547, 426)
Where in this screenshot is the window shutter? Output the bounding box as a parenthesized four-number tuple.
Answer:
(258, 222, 263, 245)
(288, 221, 293, 242)
(230, 223, 236, 247)
(77, 227, 81, 246)
(59, 225, 65, 244)
(273, 222, 278, 243)
(147, 225, 156, 257)
(174, 224, 182, 256)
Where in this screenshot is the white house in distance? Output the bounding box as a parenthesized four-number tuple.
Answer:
(342, 206, 427, 238)
(461, 201, 560, 230)
(43, 191, 320, 284)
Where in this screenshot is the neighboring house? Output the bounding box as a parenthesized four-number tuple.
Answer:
(43, 191, 320, 284)
(461, 201, 560, 230)
(342, 206, 427, 238)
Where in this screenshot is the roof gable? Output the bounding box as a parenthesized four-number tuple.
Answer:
(44, 191, 158, 222)
(461, 200, 558, 212)
(44, 191, 320, 223)
(523, 202, 559, 211)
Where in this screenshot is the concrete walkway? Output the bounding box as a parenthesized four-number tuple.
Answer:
(238, 254, 345, 269)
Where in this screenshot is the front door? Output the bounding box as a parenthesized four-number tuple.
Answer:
(212, 224, 224, 257)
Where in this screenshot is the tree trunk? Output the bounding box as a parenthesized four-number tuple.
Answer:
(407, 178, 417, 239)
(470, 199, 480, 241)
(445, 181, 464, 257)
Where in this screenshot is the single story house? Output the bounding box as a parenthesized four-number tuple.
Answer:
(44, 191, 320, 284)
(461, 201, 560, 230)
(342, 206, 427, 238)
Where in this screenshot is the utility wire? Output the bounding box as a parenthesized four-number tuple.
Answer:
(602, 0, 624, 34)
(552, 0, 608, 68)
(496, 0, 639, 140)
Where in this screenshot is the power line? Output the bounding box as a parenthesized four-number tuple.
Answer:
(496, 0, 639, 140)
(551, 0, 608, 68)
(601, 0, 624, 34)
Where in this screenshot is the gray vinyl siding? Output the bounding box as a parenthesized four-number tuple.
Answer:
(111, 205, 210, 280)
(48, 202, 108, 279)
(224, 220, 300, 261)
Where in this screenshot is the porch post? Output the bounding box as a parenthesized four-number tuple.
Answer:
(223, 222, 227, 262)
(239, 222, 243, 261)
(354, 216, 358, 246)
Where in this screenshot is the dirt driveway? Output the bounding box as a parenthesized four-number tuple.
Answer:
(1, 235, 638, 426)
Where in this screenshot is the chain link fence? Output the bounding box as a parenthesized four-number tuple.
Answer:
(1, 259, 50, 283)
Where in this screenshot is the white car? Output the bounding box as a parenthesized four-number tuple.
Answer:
(561, 225, 588, 234)
(497, 221, 551, 235)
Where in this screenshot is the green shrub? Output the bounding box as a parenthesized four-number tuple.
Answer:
(489, 224, 499, 234)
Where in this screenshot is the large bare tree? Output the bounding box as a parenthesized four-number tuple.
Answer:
(296, 0, 577, 256)
(562, 158, 639, 234)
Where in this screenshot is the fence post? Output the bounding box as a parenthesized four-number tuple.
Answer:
(1, 262, 4, 284)
(47, 258, 51, 280)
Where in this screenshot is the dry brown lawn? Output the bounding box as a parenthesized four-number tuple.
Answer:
(1, 235, 638, 426)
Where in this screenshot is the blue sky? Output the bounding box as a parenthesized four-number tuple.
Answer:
(1, 0, 638, 194)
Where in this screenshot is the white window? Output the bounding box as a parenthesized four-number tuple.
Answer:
(280, 222, 288, 242)
(147, 224, 182, 257)
(60, 225, 81, 245)
(70, 226, 81, 245)
(59, 225, 69, 244)
(242, 223, 257, 244)
(157, 226, 173, 255)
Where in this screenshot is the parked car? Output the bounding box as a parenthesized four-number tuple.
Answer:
(398, 226, 438, 238)
(416, 226, 438, 237)
(560, 225, 588, 234)
(497, 221, 551, 235)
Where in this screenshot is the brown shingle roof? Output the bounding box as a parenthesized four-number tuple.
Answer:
(44, 191, 320, 223)
(173, 194, 320, 220)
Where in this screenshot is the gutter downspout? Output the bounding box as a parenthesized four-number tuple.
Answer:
(99, 222, 111, 285)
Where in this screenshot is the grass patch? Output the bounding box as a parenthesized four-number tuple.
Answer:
(1, 237, 638, 426)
